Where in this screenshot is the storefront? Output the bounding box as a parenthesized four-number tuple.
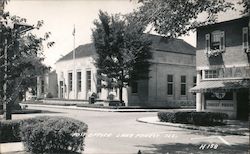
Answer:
(191, 78, 249, 119)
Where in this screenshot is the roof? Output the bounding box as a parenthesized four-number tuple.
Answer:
(57, 34, 195, 63)
(197, 16, 249, 29)
(190, 79, 250, 93)
(148, 34, 196, 55)
(57, 43, 96, 62)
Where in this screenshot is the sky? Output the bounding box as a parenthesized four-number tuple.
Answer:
(5, 0, 244, 69)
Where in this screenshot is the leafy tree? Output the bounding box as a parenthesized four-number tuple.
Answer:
(238, 0, 249, 15)
(133, 0, 240, 38)
(0, 11, 54, 120)
(92, 10, 152, 103)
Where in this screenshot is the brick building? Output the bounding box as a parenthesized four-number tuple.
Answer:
(54, 34, 196, 106)
(191, 16, 250, 119)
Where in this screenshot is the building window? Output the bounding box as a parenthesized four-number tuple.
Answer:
(193, 76, 197, 87)
(180, 76, 186, 95)
(41, 80, 45, 94)
(68, 72, 73, 91)
(86, 71, 91, 91)
(77, 72, 81, 92)
(167, 75, 173, 95)
(211, 31, 221, 50)
(204, 70, 218, 79)
(131, 81, 138, 94)
(205, 31, 225, 55)
(242, 27, 249, 53)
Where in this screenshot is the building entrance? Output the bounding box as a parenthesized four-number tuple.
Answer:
(237, 89, 249, 120)
(59, 81, 64, 98)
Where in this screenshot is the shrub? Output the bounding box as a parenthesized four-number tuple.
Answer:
(46, 92, 53, 98)
(157, 112, 175, 122)
(157, 111, 228, 126)
(108, 100, 125, 106)
(11, 109, 42, 114)
(20, 116, 88, 153)
(107, 94, 115, 101)
(0, 119, 22, 143)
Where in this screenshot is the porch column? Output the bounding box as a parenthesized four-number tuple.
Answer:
(196, 70, 202, 111)
(232, 92, 237, 119)
(248, 88, 250, 120)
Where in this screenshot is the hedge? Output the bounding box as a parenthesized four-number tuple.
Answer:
(158, 111, 228, 126)
(11, 109, 42, 114)
(20, 116, 88, 153)
(0, 119, 22, 143)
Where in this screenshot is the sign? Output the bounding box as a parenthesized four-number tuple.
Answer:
(214, 92, 226, 99)
(217, 66, 250, 79)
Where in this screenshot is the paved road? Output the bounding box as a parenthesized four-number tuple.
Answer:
(13, 105, 249, 154)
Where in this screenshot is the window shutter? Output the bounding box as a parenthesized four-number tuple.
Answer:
(220, 31, 225, 51)
(242, 27, 249, 51)
(205, 34, 210, 53)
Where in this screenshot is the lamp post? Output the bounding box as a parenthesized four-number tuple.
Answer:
(0, 20, 34, 120)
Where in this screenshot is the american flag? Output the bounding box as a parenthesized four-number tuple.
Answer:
(72, 25, 75, 36)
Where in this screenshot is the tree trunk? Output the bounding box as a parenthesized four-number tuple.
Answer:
(3, 103, 11, 120)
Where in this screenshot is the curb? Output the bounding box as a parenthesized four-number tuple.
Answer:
(136, 117, 249, 136)
(21, 104, 160, 113)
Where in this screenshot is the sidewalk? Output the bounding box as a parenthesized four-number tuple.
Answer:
(0, 142, 24, 154)
(137, 116, 249, 136)
(21, 103, 193, 113)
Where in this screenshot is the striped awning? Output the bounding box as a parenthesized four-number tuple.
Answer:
(190, 79, 250, 93)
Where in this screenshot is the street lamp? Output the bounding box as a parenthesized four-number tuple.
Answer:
(0, 20, 34, 120)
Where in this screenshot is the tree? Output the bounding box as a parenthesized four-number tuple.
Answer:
(0, 12, 54, 120)
(92, 10, 152, 104)
(133, 0, 242, 38)
(238, 0, 249, 15)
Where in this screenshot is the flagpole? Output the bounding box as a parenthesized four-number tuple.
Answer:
(73, 24, 76, 99)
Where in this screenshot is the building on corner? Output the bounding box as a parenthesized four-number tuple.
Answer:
(54, 34, 196, 106)
(190, 16, 250, 120)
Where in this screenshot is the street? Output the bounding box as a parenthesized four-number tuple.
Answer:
(13, 105, 249, 154)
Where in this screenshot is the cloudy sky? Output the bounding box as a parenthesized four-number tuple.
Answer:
(5, 0, 244, 69)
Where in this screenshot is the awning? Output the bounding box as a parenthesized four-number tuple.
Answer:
(190, 79, 250, 93)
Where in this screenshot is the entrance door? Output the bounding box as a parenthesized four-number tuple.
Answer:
(237, 89, 249, 120)
(59, 81, 64, 98)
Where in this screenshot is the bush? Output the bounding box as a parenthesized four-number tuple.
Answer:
(157, 112, 175, 123)
(46, 92, 53, 98)
(20, 116, 88, 153)
(158, 111, 228, 126)
(11, 109, 42, 114)
(0, 119, 22, 143)
(108, 100, 125, 106)
(107, 94, 115, 100)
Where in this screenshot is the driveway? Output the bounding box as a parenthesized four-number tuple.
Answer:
(12, 105, 249, 154)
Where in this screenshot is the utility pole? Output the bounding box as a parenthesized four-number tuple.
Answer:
(73, 25, 77, 99)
